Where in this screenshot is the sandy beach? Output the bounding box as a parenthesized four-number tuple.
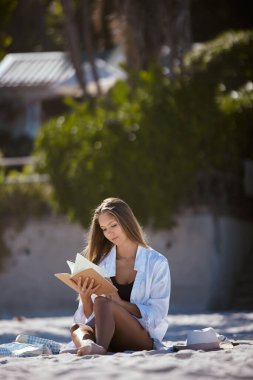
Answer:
(0, 311, 252, 380)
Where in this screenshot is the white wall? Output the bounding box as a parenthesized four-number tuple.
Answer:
(147, 214, 215, 311)
(0, 216, 85, 317)
(148, 213, 253, 311)
(207, 216, 253, 309)
(0, 213, 252, 317)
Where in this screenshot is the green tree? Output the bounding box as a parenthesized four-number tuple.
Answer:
(0, 0, 17, 58)
(34, 30, 253, 228)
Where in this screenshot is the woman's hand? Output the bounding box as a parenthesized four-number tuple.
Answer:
(72, 277, 101, 301)
(71, 277, 101, 319)
(107, 292, 141, 318)
(107, 291, 123, 306)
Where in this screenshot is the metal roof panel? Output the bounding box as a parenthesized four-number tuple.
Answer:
(0, 52, 73, 87)
(0, 51, 126, 95)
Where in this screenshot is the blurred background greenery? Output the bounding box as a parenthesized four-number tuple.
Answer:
(0, 0, 252, 228)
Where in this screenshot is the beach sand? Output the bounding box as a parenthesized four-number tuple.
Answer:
(0, 311, 252, 380)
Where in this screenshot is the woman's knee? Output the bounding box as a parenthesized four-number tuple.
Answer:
(70, 323, 80, 334)
(93, 296, 112, 312)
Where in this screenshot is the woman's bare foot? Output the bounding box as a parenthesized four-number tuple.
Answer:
(77, 339, 106, 356)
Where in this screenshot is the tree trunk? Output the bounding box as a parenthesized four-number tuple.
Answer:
(81, 0, 101, 96)
(61, 0, 87, 97)
(165, 0, 192, 75)
(110, 0, 192, 73)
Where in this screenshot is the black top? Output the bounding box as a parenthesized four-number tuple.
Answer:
(110, 276, 134, 302)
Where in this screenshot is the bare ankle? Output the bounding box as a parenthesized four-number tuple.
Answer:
(77, 340, 106, 356)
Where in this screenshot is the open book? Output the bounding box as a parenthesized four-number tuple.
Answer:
(54, 253, 117, 295)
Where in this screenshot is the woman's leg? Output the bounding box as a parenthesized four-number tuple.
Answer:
(70, 321, 106, 356)
(76, 296, 153, 356)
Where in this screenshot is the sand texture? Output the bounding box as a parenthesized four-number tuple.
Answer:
(0, 312, 252, 380)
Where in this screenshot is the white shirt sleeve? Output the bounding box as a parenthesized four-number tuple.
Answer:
(73, 296, 96, 325)
(134, 258, 171, 330)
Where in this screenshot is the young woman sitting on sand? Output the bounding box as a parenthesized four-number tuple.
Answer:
(69, 197, 171, 356)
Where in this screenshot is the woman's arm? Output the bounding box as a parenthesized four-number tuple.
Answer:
(107, 292, 141, 318)
(72, 276, 101, 319)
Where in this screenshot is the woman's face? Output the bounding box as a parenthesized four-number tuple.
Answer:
(98, 212, 128, 246)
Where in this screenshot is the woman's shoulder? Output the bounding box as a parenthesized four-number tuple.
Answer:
(141, 245, 168, 264)
(98, 245, 116, 265)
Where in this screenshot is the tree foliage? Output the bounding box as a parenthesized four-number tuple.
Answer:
(34, 30, 253, 228)
(0, 0, 17, 58)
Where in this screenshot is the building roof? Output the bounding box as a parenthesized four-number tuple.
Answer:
(0, 51, 125, 96)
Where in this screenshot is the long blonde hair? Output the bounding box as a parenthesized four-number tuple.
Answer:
(84, 197, 148, 264)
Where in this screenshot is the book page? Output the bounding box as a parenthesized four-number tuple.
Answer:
(72, 253, 106, 277)
(66, 260, 75, 273)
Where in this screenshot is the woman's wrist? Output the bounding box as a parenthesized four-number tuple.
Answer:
(81, 295, 93, 317)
